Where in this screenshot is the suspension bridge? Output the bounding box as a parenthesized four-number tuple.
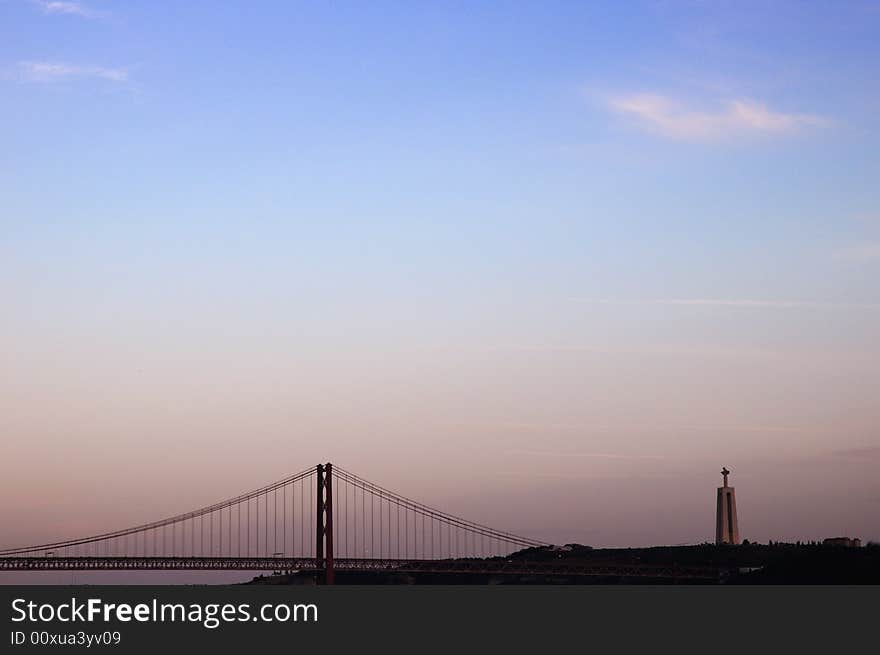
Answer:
(0, 463, 720, 582)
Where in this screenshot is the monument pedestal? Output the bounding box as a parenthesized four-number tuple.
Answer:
(715, 467, 739, 545)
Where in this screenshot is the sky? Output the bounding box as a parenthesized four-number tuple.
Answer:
(1, 0, 879, 561)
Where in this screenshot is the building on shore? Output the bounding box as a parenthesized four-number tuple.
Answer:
(823, 537, 861, 548)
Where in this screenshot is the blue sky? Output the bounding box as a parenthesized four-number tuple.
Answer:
(3, 2, 878, 300)
(1, 1, 879, 547)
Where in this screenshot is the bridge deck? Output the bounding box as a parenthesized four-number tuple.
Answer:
(0, 557, 722, 580)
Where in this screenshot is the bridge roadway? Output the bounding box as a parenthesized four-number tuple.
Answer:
(0, 557, 723, 580)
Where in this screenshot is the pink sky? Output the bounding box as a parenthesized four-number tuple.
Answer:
(2, 297, 878, 552)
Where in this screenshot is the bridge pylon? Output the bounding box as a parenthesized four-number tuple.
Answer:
(315, 462, 334, 584)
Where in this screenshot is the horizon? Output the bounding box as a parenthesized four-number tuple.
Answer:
(2, 0, 879, 555)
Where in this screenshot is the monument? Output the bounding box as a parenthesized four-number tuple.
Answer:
(715, 467, 740, 545)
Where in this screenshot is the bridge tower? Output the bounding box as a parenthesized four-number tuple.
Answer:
(315, 463, 335, 584)
(715, 467, 740, 545)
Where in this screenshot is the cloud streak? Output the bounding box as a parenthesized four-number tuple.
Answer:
(498, 422, 808, 434)
(607, 93, 829, 141)
(572, 298, 880, 309)
(32, 1, 104, 19)
(833, 447, 880, 460)
(505, 449, 668, 460)
(17, 61, 127, 82)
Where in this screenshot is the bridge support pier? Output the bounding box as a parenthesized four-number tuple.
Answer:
(315, 463, 334, 584)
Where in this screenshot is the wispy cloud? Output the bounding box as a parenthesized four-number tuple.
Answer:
(491, 470, 594, 481)
(505, 449, 668, 460)
(835, 243, 880, 263)
(490, 342, 877, 365)
(833, 447, 880, 460)
(31, 1, 105, 19)
(572, 298, 880, 309)
(606, 93, 829, 141)
(498, 422, 808, 435)
(17, 61, 127, 82)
